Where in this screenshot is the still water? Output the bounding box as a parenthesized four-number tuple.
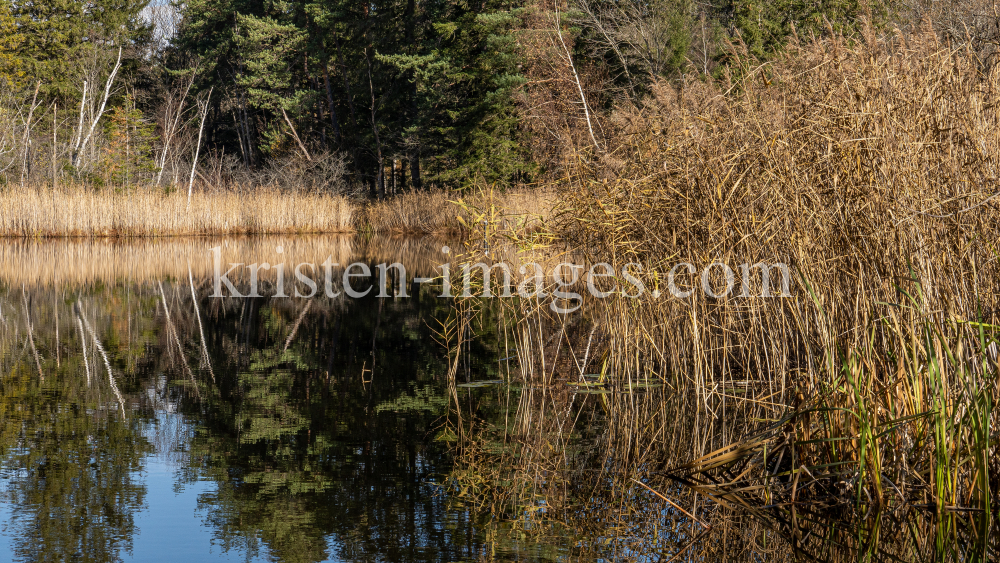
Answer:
(4, 237, 993, 563)
(0, 236, 526, 563)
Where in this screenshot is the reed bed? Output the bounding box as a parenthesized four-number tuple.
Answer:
(445, 287, 999, 560)
(445, 23, 1000, 561)
(0, 184, 555, 237)
(552, 24, 1000, 506)
(361, 187, 555, 234)
(361, 190, 464, 233)
(0, 185, 355, 236)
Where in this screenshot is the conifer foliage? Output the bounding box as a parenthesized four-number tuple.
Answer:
(103, 93, 157, 188)
(170, 0, 533, 193)
(0, 0, 892, 192)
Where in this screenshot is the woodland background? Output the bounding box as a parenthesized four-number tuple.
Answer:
(0, 0, 995, 196)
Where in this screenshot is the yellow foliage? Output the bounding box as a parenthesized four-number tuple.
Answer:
(0, 0, 23, 85)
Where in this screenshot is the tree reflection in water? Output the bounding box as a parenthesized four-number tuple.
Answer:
(0, 236, 508, 563)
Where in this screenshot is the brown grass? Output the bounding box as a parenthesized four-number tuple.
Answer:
(0, 185, 354, 236)
(446, 23, 1000, 561)
(0, 185, 555, 237)
(549, 21, 1000, 474)
(361, 188, 556, 234)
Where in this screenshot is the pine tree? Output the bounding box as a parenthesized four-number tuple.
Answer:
(171, 0, 535, 191)
(11, 0, 153, 100)
(0, 0, 23, 86)
(723, 0, 879, 60)
(233, 13, 309, 156)
(103, 93, 158, 189)
(388, 4, 533, 186)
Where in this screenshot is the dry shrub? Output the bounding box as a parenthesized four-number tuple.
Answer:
(905, 0, 1000, 66)
(516, 0, 610, 177)
(192, 151, 352, 194)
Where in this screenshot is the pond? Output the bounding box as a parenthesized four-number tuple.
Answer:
(0, 236, 549, 563)
(0, 237, 995, 563)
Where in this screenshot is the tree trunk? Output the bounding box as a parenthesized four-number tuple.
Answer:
(334, 32, 356, 125)
(404, 0, 423, 191)
(74, 48, 123, 169)
(236, 89, 255, 167)
(282, 108, 312, 162)
(322, 53, 342, 144)
(155, 71, 195, 186)
(189, 87, 212, 208)
(366, 46, 384, 200)
(410, 154, 421, 191)
(392, 159, 398, 195)
(233, 111, 249, 167)
(20, 83, 41, 186)
(51, 102, 57, 190)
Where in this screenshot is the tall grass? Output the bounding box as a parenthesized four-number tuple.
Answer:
(0, 184, 354, 236)
(361, 188, 555, 234)
(445, 22, 1000, 561)
(548, 22, 1000, 500)
(0, 184, 554, 237)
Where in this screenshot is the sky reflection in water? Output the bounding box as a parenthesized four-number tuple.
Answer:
(0, 235, 512, 563)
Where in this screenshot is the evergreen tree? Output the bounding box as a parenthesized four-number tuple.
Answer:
(0, 0, 23, 86)
(721, 0, 881, 60)
(380, 1, 533, 186)
(11, 0, 153, 100)
(163, 0, 887, 193)
(233, 12, 309, 156)
(103, 92, 159, 188)
(171, 0, 533, 191)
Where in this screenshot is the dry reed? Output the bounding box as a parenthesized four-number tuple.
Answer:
(446, 22, 1000, 561)
(0, 185, 354, 236)
(362, 188, 555, 234)
(548, 22, 1000, 505)
(0, 185, 554, 237)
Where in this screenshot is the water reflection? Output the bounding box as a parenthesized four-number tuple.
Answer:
(2, 386, 150, 563)
(444, 300, 1000, 563)
(0, 235, 506, 563)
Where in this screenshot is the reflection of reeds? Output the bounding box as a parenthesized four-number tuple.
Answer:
(0, 235, 458, 287)
(449, 299, 1000, 560)
(447, 25, 1000, 561)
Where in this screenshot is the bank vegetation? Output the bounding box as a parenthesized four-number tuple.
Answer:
(447, 20, 1000, 561)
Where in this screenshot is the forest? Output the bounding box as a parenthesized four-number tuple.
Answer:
(1, 0, 965, 199)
